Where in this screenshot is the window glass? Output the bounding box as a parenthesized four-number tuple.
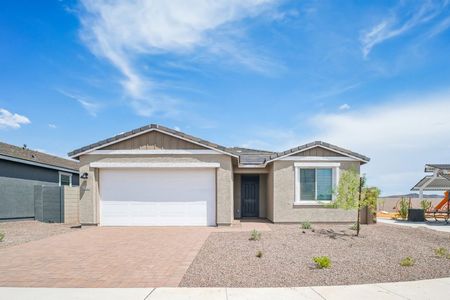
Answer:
(316, 168, 332, 200)
(60, 174, 71, 186)
(300, 169, 315, 200)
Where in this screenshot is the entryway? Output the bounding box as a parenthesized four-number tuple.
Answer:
(241, 175, 259, 217)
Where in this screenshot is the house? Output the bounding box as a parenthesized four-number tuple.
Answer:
(0, 142, 79, 220)
(68, 124, 370, 226)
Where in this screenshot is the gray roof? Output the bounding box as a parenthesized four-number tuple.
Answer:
(267, 141, 370, 162)
(411, 175, 450, 191)
(0, 141, 79, 172)
(68, 124, 370, 166)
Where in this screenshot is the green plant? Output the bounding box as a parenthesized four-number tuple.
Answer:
(249, 229, 261, 241)
(301, 221, 312, 229)
(434, 247, 448, 257)
(399, 256, 415, 267)
(256, 250, 263, 258)
(331, 169, 381, 236)
(0, 232, 4, 242)
(420, 200, 432, 211)
(398, 198, 409, 220)
(313, 256, 331, 269)
(349, 223, 358, 231)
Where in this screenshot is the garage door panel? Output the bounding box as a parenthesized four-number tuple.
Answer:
(99, 168, 216, 226)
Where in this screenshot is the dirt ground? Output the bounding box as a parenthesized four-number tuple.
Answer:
(180, 223, 450, 287)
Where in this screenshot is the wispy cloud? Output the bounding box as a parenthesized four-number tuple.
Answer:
(57, 89, 101, 116)
(339, 103, 350, 110)
(48, 124, 57, 129)
(428, 16, 450, 37)
(360, 1, 447, 58)
(0, 108, 31, 129)
(77, 0, 279, 116)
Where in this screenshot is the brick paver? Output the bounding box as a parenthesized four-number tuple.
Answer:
(0, 227, 211, 287)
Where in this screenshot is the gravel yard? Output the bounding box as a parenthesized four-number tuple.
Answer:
(180, 223, 450, 287)
(0, 220, 78, 248)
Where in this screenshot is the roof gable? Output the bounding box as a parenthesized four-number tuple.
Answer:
(68, 124, 237, 159)
(267, 141, 370, 164)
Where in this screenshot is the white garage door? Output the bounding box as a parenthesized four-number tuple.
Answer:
(99, 168, 216, 226)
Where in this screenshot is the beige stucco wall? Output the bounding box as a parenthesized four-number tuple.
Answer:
(78, 154, 234, 225)
(266, 163, 274, 222)
(270, 160, 361, 223)
(63, 186, 79, 224)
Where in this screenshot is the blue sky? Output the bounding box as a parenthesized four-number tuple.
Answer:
(1, 0, 450, 195)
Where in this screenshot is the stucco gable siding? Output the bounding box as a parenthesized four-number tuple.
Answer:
(292, 146, 345, 157)
(102, 131, 206, 150)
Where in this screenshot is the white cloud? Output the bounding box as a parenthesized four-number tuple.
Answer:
(360, 1, 447, 57)
(310, 92, 450, 195)
(0, 108, 31, 129)
(57, 89, 100, 117)
(174, 126, 181, 131)
(339, 103, 350, 110)
(77, 0, 278, 115)
(240, 92, 450, 195)
(48, 124, 57, 129)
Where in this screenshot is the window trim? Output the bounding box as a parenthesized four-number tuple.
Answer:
(294, 162, 340, 205)
(59, 171, 72, 187)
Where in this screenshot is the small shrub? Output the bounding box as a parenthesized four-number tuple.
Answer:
(446, 254, 450, 260)
(398, 198, 409, 220)
(256, 250, 263, 258)
(313, 256, 331, 269)
(434, 247, 449, 258)
(420, 200, 432, 211)
(249, 229, 261, 241)
(349, 223, 358, 231)
(0, 232, 4, 242)
(301, 221, 312, 229)
(399, 256, 415, 267)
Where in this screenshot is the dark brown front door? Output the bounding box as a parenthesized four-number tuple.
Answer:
(241, 175, 259, 217)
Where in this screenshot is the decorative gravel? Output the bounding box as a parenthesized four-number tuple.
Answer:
(180, 223, 450, 287)
(0, 220, 79, 249)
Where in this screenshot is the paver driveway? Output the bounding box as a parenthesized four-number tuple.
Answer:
(0, 227, 211, 287)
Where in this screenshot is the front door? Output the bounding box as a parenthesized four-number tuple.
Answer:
(241, 175, 259, 217)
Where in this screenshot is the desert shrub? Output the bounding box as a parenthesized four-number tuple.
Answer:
(399, 256, 415, 267)
(349, 223, 358, 231)
(256, 250, 263, 258)
(301, 221, 312, 229)
(249, 229, 261, 241)
(420, 200, 432, 211)
(434, 247, 448, 258)
(398, 198, 409, 220)
(0, 232, 4, 242)
(313, 256, 331, 269)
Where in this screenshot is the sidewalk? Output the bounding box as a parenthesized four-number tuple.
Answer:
(378, 218, 450, 232)
(1, 277, 449, 300)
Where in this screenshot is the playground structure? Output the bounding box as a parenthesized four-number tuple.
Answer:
(425, 191, 449, 223)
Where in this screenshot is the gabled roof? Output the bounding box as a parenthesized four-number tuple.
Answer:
(266, 141, 370, 164)
(0, 141, 79, 172)
(68, 124, 370, 166)
(68, 124, 238, 159)
(411, 175, 450, 191)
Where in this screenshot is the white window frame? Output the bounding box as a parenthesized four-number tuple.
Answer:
(294, 162, 340, 205)
(59, 171, 73, 187)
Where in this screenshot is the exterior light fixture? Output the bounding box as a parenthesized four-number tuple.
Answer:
(80, 172, 89, 179)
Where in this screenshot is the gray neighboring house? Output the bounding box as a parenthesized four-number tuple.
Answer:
(69, 124, 370, 226)
(0, 142, 79, 220)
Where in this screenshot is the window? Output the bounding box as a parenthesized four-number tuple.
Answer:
(59, 172, 72, 187)
(295, 163, 339, 204)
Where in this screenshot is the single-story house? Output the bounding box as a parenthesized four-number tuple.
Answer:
(68, 124, 370, 226)
(0, 142, 79, 220)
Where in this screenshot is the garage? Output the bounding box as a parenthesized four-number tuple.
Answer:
(98, 165, 217, 226)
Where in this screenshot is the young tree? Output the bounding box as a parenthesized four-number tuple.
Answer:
(332, 169, 380, 236)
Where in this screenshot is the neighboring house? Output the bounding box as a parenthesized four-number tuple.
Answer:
(0, 142, 79, 220)
(68, 124, 370, 226)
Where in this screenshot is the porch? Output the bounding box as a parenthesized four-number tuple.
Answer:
(233, 172, 270, 221)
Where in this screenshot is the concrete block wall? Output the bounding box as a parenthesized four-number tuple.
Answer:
(63, 186, 79, 224)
